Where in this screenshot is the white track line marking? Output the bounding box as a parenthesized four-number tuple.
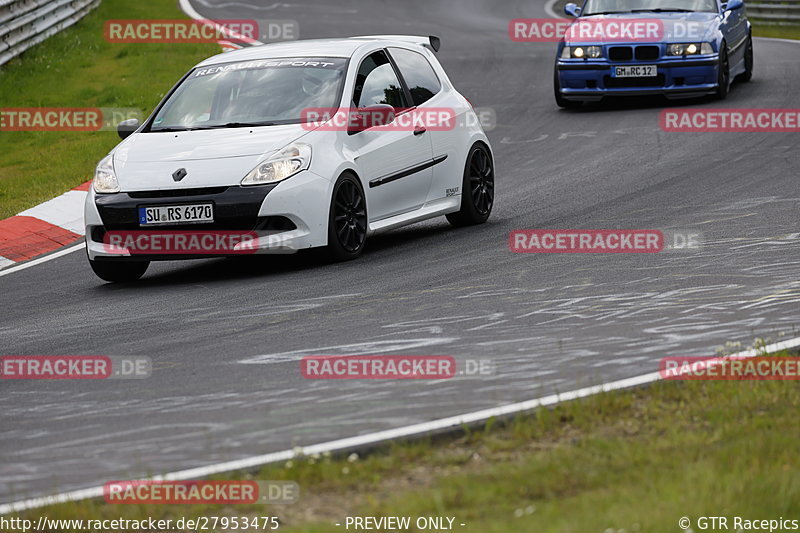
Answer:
(544, 0, 563, 19)
(18, 190, 87, 235)
(0, 242, 84, 279)
(2, 335, 799, 513)
(178, 0, 265, 45)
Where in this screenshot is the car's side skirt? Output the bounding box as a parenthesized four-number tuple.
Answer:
(368, 196, 460, 235)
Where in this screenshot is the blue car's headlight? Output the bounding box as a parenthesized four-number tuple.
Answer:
(667, 43, 714, 56)
(562, 45, 603, 59)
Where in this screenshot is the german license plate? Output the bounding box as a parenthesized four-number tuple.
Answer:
(139, 204, 214, 226)
(613, 65, 658, 78)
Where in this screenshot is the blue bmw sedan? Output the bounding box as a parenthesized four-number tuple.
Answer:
(554, 0, 753, 107)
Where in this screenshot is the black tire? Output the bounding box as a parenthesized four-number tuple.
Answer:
(737, 34, 753, 82)
(89, 258, 149, 282)
(446, 144, 495, 227)
(326, 172, 367, 261)
(716, 44, 730, 100)
(554, 70, 582, 109)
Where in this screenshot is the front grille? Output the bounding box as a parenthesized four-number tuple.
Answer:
(604, 74, 666, 88)
(609, 46, 633, 60)
(635, 46, 660, 60)
(129, 187, 229, 198)
(95, 185, 277, 231)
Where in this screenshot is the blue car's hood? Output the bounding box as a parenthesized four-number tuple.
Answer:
(565, 12, 719, 45)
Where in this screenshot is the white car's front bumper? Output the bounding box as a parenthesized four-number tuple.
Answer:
(85, 170, 333, 261)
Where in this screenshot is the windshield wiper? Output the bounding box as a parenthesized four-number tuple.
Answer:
(584, 10, 629, 14)
(630, 8, 694, 12)
(151, 127, 202, 132)
(194, 121, 279, 130)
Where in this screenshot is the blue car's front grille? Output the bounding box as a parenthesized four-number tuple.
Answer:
(609, 46, 633, 60)
(635, 46, 660, 60)
(608, 45, 661, 61)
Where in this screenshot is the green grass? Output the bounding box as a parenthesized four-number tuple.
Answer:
(0, 0, 218, 219)
(752, 23, 800, 40)
(16, 347, 800, 532)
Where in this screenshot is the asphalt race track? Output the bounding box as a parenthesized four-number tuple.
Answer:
(1, 0, 799, 504)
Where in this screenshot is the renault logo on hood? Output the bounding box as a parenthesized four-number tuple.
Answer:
(172, 168, 188, 182)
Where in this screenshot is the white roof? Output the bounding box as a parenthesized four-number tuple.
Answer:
(195, 36, 435, 67)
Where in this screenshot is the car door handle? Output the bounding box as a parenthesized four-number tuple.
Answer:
(413, 127, 427, 136)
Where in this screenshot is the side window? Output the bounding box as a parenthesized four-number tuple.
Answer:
(388, 48, 442, 106)
(353, 51, 408, 109)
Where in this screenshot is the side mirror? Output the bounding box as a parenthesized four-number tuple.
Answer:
(348, 104, 396, 135)
(117, 118, 140, 140)
(565, 3, 582, 17)
(725, 0, 743, 10)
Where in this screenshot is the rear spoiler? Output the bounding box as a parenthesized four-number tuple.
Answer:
(351, 35, 441, 52)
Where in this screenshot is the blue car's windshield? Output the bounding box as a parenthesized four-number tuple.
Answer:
(149, 57, 348, 132)
(582, 0, 718, 14)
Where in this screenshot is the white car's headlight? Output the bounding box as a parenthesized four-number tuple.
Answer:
(668, 43, 713, 56)
(241, 143, 311, 186)
(93, 154, 120, 194)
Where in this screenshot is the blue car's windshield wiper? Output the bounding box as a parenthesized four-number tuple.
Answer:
(630, 8, 695, 12)
(583, 10, 629, 14)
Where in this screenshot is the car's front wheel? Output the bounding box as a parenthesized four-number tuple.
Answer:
(446, 143, 495, 227)
(89, 257, 149, 282)
(326, 172, 367, 261)
(716, 44, 730, 99)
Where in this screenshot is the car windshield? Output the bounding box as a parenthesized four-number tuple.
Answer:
(149, 57, 348, 132)
(582, 0, 718, 14)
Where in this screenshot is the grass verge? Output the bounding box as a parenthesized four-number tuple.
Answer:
(14, 346, 800, 533)
(0, 0, 218, 219)
(752, 23, 800, 40)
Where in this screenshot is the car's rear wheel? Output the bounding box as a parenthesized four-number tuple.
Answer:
(554, 70, 582, 109)
(716, 44, 730, 99)
(89, 257, 149, 282)
(326, 172, 367, 261)
(737, 34, 754, 82)
(446, 144, 495, 227)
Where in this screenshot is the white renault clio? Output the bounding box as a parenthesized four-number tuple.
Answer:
(85, 36, 495, 282)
